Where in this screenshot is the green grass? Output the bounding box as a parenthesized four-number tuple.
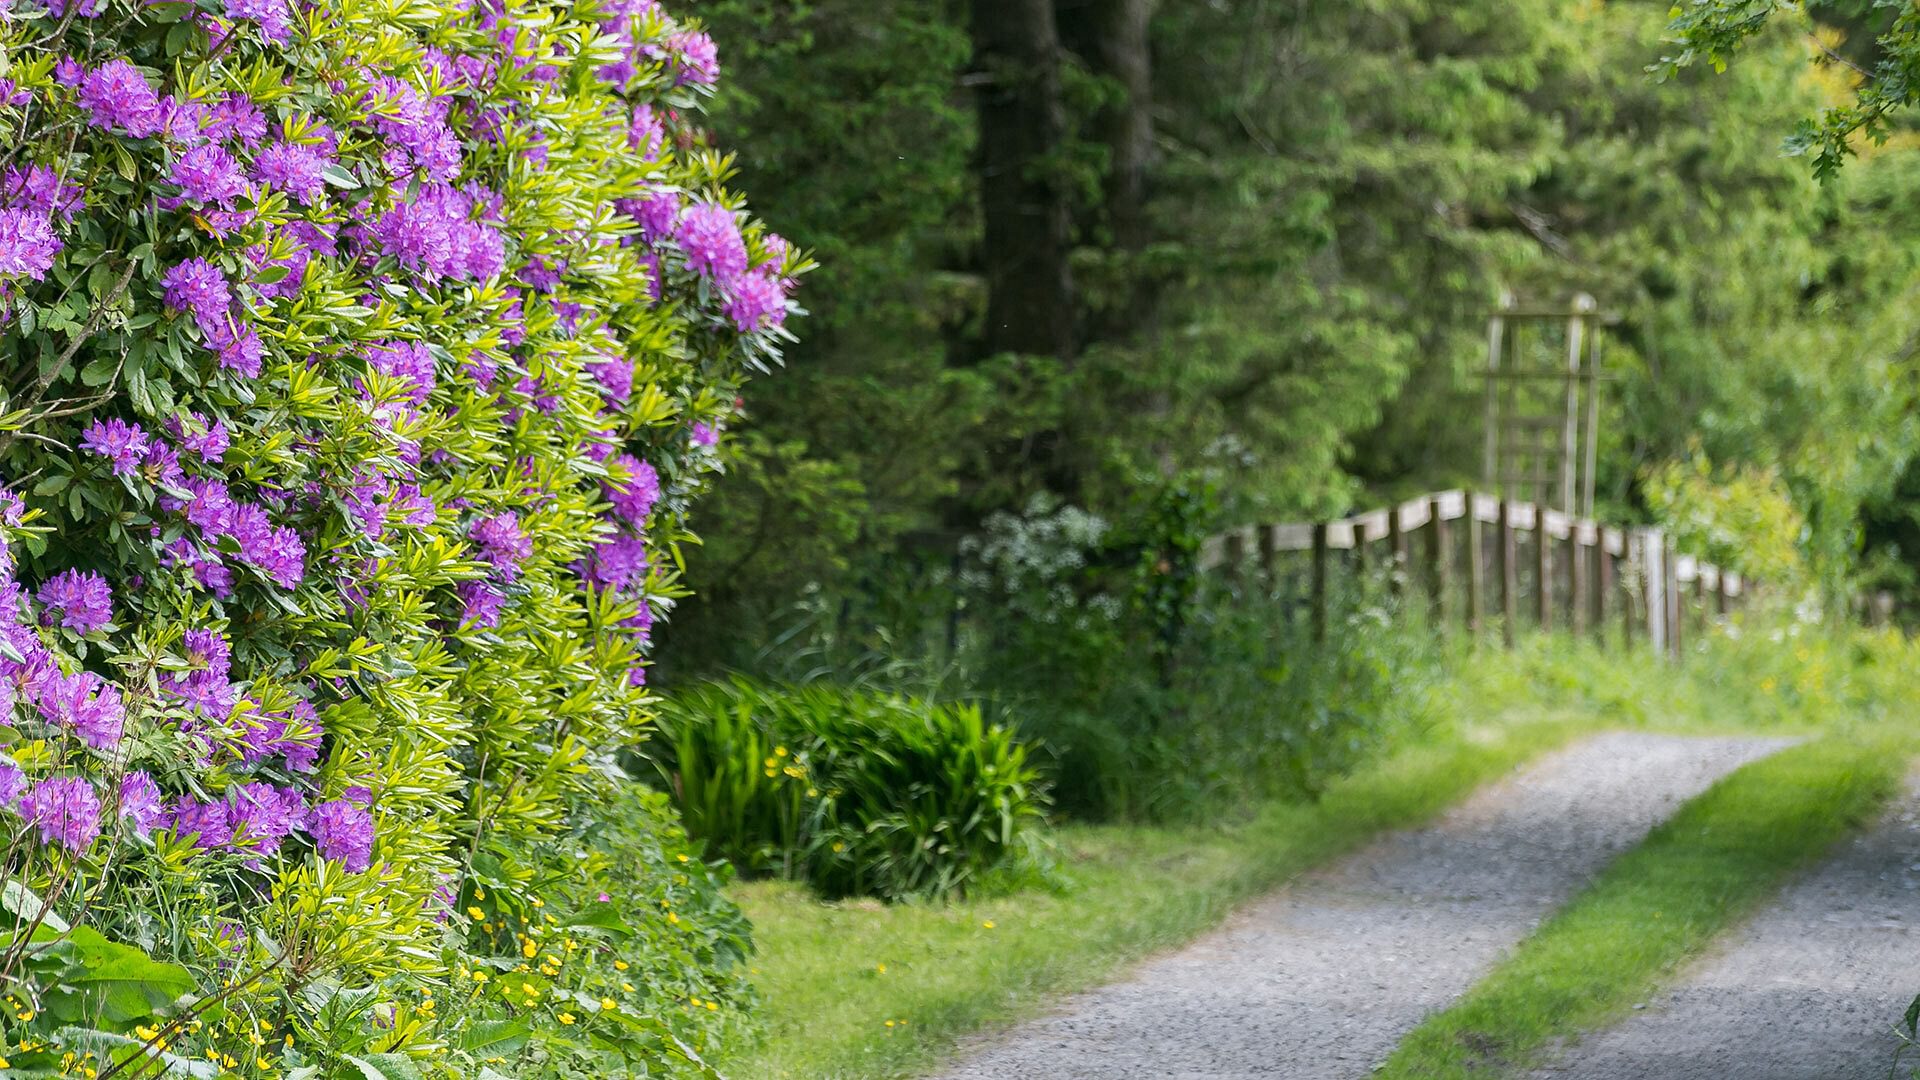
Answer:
(1375, 731, 1911, 1080)
(718, 710, 1586, 1079)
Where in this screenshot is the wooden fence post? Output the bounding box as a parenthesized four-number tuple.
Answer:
(1468, 501, 1486, 639)
(1427, 496, 1450, 630)
(1223, 529, 1246, 587)
(1621, 533, 1637, 650)
(1311, 522, 1329, 643)
(1535, 511, 1552, 632)
(1570, 525, 1589, 637)
(1589, 534, 1607, 646)
(1498, 500, 1517, 648)
(1257, 524, 1277, 591)
(1388, 505, 1407, 600)
(1665, 536, 1682, 659)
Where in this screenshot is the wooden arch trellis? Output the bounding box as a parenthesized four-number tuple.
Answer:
(1482, 291, 1609, 518)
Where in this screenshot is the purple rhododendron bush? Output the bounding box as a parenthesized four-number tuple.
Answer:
(0, 0, 799, 1073)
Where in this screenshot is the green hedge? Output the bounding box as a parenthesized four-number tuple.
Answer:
(650, 679, 1048, 900)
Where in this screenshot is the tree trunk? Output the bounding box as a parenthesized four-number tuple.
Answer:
(1060, 0, 1153, 260)
(970, 0, 1076, 361)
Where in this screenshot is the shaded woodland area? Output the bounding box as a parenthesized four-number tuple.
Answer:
(668, 0, 1920, 674)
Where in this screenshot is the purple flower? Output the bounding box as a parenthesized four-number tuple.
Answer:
(207, 93, 268, 146)
(253, 141, 330, 205)
(588, 355, 633, 409)
(47, 0, 107, 18)
(211, 321, 264, 378)
(618, 187, 679, 245)
(22, 776, 101, 853)
(691, 421, 718, 447)
(168, 144, 249, 207)
(118, 772, 165, 836)
(458, 580, 508, 628)
(0, 761, 25, 808)
(141, 443, 186, 490)
(37, 569, 112, 633)
(162, 258, 232, 331)
(675, 201, 746, 280)
(311, 799, 373, 872)
(0, 210, 59, 281)
(629, 104, 664, 160)
(172, 412, 230, 460)
(81, 417, 151, 476)
(580, 532, 648, 591)
(724, 268, 788, 331)
(368, 183, 503, 282)
(226, 0, 291, 43)
(168, 797, 232, 849)
(77, 61, 166, 138)
(239, 701, 320, 771)
(604, 455, 660, 525)
(37, 669, 125, 750)
(1, 166, 83, 220)
(667, 31, 720, 86)
(365, 340, 435, 404)
(229, 782, 304, 854)
(470, 512, 532, 579)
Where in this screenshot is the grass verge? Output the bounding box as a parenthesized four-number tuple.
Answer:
(1375, 731, 1910, 1080)
(719, 710, 1585, 1080)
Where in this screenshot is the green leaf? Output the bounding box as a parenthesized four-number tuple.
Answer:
(344, 1053, 425, 1080)
(80, 354, 117, 387)
(40, 926, 197, 1027)
(455, 1017, 531, 1055)
(322, 163, 361, 190)
(0, 880, 67, 933)
(32, 474, 68, 497)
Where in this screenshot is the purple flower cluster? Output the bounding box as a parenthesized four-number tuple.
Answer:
(670, 202, 792, 330)
(253, 140, 332, 205)
(1, 166, 84, 221)
(226, 0, 292, 44)
(676, 201, 747, 280)
(20, 776, 101, 853)
(167, 144, 249, 207)
(367, 182, 505, 283)
(119, 771, 165, 836)
(364, 76, 461, 181)
(604, 454, 661, 526)
(76, 61, 166, 138)
(82, 418, 151, 477)
(165, 781, 364, 869)
(161, 258, 263, 376)
(37, 569, 113, 633)
(667, 30, 721, 87)
(0, 210, 59, 281)
(311, 797, 374, 872)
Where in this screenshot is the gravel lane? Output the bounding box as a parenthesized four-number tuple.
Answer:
(934, 732, 1795, 1080)
(1526, 774, 1920, 1080)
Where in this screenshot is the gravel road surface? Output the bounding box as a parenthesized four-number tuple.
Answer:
(935, 733, 1794, 1080)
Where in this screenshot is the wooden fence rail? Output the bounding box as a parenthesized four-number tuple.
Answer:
(1199, 490, 1748, 655)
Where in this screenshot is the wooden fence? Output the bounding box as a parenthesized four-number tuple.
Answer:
(1197, 490, 1749, 656)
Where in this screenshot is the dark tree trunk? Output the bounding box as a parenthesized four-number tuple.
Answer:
(1060, 0, 1153, 260)
(970, 0, 1077, 361)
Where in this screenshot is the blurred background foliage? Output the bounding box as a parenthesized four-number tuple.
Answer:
(652, 0, 1920, 823)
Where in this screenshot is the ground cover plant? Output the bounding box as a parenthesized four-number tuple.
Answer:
(0, 0, 801, 1074)
(651, 678, 1047, 901)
